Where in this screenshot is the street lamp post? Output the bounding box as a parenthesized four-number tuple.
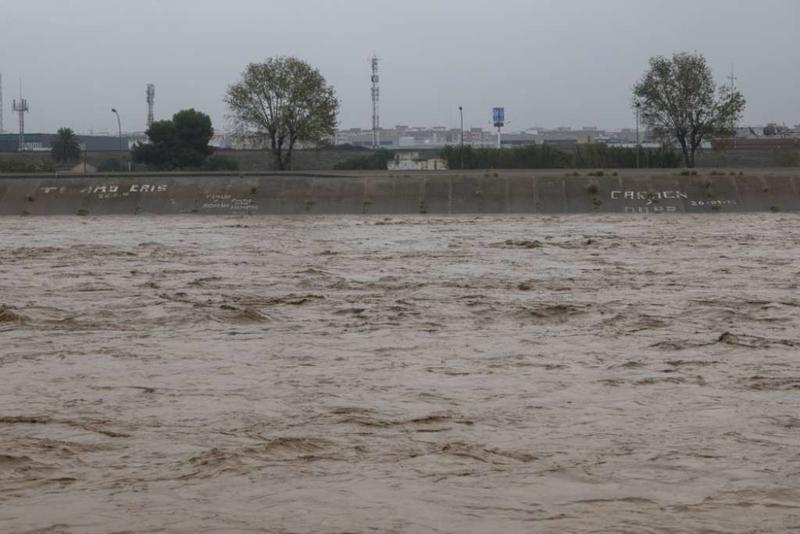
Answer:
(635, 101, 641, 169)
(111, 108, 123, 170)
(458, 106, 464, 170)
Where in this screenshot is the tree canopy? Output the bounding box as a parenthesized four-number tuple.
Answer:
(633, 52, 745, 168)
(132, 108, 214, 170)
(225, 56, 339, 170)
(51, 128, 82, 163)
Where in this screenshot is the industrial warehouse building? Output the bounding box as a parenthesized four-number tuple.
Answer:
(0, 133, 140, 153)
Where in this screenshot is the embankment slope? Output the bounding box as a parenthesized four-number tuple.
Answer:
(1, 169, 799, 216)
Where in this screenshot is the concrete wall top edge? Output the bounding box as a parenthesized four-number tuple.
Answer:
(2, 167, 800, 181)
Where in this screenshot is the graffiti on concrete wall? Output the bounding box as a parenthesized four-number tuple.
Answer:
(688, 199, 738, 208)
(39, 184, 169, 200)
(611, 189, 738, 213)
(201, 193, 258, 212)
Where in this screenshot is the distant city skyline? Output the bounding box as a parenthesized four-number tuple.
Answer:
(1, 0, 798, 134)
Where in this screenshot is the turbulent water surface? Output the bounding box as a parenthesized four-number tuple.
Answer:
(1, 214, 799, 533)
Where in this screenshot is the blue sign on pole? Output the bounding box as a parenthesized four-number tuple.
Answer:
(492, 107, 505, 127)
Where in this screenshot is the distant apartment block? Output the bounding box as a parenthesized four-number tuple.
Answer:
(331, 122, 800, 151)
(332, 125, 651, 149)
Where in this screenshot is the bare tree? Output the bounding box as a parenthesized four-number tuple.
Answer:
(633, 52, 745, 168)
(225, 57, 339, 170)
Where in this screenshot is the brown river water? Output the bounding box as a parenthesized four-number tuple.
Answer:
(1, 214, 799, 533)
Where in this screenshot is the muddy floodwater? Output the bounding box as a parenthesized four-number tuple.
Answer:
(1, 214, 799, 533)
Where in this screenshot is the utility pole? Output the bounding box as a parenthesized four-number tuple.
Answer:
(458, 106, 464, 170)
(635, 101, 641, 169)
(111, 108, 123, 170)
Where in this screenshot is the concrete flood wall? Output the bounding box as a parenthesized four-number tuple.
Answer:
(1, 171, 799, 216)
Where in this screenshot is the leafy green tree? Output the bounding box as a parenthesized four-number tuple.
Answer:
(132, 120, 177, 170)
(225, 56, 339, 170)
(50, 128, 82, 163)
(633, 52, 745, 168)
(132, 109, 214, 170)
(171, 109, 215, 167)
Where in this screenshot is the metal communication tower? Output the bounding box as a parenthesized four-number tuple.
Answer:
(146, 84, 155, 128)
(371, 56, 380, 149)
(12, 83, 29, 152)
(0, 73, 4, 133)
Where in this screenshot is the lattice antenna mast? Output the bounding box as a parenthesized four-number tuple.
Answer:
(12, 81, 29, 152)
(727, 65, 737, 92)
(371, 56, 380, 149)
(146, 84, 155, 128)
(0, 73, 4, 133)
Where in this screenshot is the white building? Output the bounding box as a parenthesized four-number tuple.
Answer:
(387, 152, 448, 171)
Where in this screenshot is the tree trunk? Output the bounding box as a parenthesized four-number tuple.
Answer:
(681, 145, 692, 168)
(285, 139, 296, 172)
(271, 147, 285, 170)
(678, 137, 692, 168)
(270, 133, 286, 171)
(271, 142, 286, 170)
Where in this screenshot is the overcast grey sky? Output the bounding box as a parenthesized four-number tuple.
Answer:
(1, 0, 798, 134)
